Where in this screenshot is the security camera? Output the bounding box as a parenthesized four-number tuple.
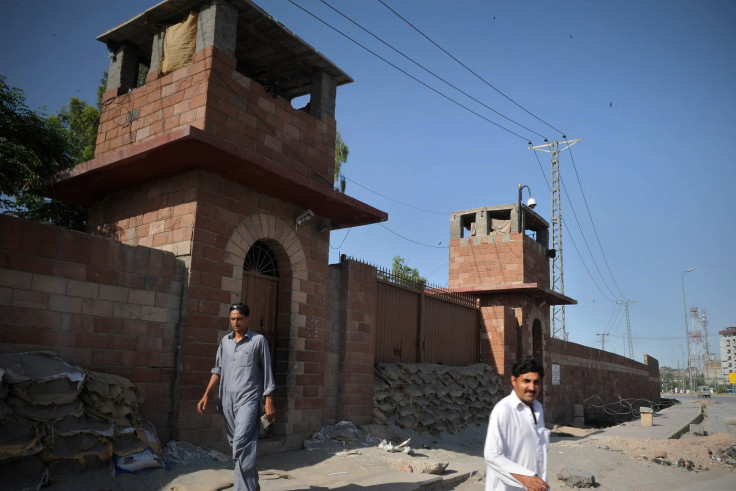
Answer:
(296, 209, 314, 226)
(527, 197, 537, 209)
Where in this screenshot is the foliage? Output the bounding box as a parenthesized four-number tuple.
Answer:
(391, 255, 426, 284)
(334, 130, 348, 193)
(0, 75, 92, 231)
(50, 98, 99, 163)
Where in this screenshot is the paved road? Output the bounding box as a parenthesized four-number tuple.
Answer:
(668, 394, 736, 436)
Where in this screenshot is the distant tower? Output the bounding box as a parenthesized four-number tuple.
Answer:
(689, 307, 704, 377)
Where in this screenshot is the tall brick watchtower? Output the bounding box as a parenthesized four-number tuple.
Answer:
(50, 0, 386, 447)
(448, 203, 575, 390)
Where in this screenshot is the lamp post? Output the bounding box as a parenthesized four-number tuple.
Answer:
(681, 268, 694, 396)
(517, 184, 536, 233)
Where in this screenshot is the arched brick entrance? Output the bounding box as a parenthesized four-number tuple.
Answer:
(220, 213, 307, 436)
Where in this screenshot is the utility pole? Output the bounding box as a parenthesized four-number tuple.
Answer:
(596, 332, 608, 351)
(617, 300, 635, 360)
(529, 138, 582, 340)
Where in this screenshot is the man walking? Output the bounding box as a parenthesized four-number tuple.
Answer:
(484, 357, 550, 491)
(198, 303, 275, 491)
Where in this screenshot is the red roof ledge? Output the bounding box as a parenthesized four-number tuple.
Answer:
(452, 283, 577, 306)
(48, 126, 387, 231)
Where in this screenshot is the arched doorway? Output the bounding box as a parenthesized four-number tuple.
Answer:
(241, 240, 279, 361)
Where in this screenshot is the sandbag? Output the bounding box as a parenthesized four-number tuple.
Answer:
(0, 352, 85, 406)
(0, 456, 48, 491)
(159, 11, 198, 76)
(80, 370, 139, 426)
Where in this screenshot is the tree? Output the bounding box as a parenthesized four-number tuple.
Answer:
(0, 75, 93, 231)
(334, 130, 348, 193)
(391, 255, 427, 284)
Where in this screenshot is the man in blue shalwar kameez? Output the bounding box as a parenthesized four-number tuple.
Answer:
(198, 303, 275, 491)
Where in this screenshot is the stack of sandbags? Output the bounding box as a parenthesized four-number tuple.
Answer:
(374, 363, 504, 434)
(0, 352, 163, 485)
(80, 370, 140, 428)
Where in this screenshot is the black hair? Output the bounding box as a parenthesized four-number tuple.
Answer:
(511, 357, 544, 378)
(229, 303, 250, 317)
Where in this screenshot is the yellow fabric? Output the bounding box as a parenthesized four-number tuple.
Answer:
(159, 12, 199, 76)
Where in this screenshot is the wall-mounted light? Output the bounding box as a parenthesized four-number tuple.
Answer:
(296, 209, 314, 228)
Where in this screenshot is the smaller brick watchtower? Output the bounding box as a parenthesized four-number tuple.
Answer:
(448, 203, 576, 390)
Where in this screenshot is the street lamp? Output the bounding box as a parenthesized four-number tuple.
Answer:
(681, 268, 694, 396)
(517, 184, 536, 233)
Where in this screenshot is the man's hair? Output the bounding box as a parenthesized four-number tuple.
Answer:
(511, 357, 544, 378)
(229, 302, 250, 317)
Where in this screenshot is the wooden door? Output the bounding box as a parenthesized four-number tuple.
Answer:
(241, 271, 278, 360)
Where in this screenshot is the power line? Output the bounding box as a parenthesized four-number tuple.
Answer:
(377, 0, 565, 136)
(286, 0, 534, 142)
(378, 223, 447, 249)
(317, 0, 547, 140)
(345, 177, 445, 214)
(565, 140, 627, 299)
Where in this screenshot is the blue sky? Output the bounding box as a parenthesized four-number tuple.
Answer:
(2, 0, 735, 371)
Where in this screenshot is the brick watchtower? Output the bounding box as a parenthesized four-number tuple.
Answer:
(50, 0, 386, 448)
(448, 203, 575, 392)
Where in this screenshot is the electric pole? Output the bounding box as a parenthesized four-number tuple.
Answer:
(596, 332, 608, 351)
(617, 300, 635, 360)
(529, 138, 582, 340)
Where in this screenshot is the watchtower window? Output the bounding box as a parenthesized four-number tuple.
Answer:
(488, 209, 511, 234)
(460, 213, 476, 238)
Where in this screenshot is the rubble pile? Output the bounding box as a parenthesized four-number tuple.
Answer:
(373, 363, 504, 434)
(0, 352, 163, 489)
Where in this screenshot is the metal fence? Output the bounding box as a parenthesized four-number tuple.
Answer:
(375, 266, 480, 365)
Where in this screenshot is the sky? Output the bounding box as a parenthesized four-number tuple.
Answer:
(1, 0, 735, 371)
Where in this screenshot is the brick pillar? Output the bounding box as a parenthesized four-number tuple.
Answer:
(337, 258, 377, 424)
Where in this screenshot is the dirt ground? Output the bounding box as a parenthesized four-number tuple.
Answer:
(449, 425, 736, 490)
(35, 422, 736, 491)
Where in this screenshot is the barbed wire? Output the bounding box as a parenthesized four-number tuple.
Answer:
(582, 393, 674, 418)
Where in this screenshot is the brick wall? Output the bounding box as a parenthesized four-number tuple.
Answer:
(0, 214, 185, 441)
(97, 46, 335, 186)
(544, 338, 660, 425)
(448, 233, 548, 288)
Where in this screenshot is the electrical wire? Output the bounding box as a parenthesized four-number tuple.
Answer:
(286, 0, 534, 142)
(559, 172, 621, 301)
(378, 223, 447, 249)
(377, 0, 565, 137)
(565, 139, 627, 299)
(317, 0, 547, 140)
(345, 177, 445, 215)
(330, 227, 351, 249)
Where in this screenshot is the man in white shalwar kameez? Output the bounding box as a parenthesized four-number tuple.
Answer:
(484, 357, 550, 491)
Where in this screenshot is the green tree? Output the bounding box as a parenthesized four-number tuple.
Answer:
(392, 255, 427, 284)
(334, 130, 348, 193)
(50, 97, 99, 163)
(0, 75, 93, 230)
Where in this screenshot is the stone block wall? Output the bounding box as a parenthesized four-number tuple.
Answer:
(0, 215, 185, 441)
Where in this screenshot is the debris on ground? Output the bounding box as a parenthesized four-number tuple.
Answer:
(378, 437, 413, 454)
(557, 467, 597, 488)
